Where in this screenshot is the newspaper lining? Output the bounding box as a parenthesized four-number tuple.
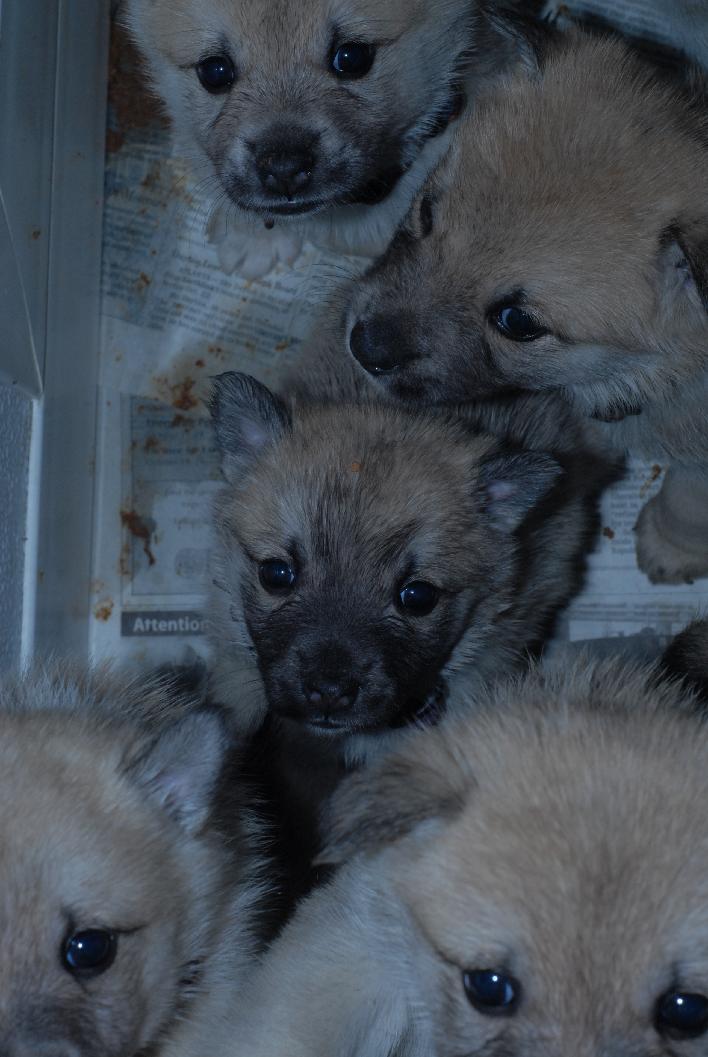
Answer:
(90, 17, 708, 666)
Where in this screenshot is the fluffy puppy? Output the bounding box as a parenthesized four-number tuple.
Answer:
(121, 0, 540, 274)
(346, 27, 708, 583)
(207, 370, 608, 896)
(0, 663, 267, 1057)
(204, 655, 708, 1057)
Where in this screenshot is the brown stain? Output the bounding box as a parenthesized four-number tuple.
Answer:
(602, 526, 615, 540)
(119, 542, 131, 578)
(194, 358, 205, 368)
(639, 464, 663, 498)
(350, 461, 362, 473)
(143, 435, 161, 453)
(141, 163, 162, 190)
(94, 599, 114, 622)
(106, 21, 170, 155)
(31, 229, 41, 241)
(136, 271, 152, 291)
(171, 377, 199, 411)
(171, 413, 194, 429)
(120, 509, 156, 566)
(274, 339, 290, 353)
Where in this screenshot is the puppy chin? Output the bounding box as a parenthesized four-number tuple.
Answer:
(223, 154, 407, 219)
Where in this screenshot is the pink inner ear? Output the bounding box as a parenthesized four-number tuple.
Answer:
(487, 481, 517, 502)
(241, 418, 269, 451)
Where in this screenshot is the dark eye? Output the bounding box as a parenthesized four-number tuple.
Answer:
(62, 929, 117, 977)
(463, 969, 521, 1016)
(655, 991, 708, 1040)
(331, 41, 376, 79)
(259, 559, 297, 594)
(491, 305, 547, 342)
(196, 54, 236, 94)
(398, 580, 439, 616)
(418, 195, 434, 238)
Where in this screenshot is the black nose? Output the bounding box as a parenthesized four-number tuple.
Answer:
(256, 149, 314, 198)
(349, 315, 418, 374)
(304, 679, 359, 713)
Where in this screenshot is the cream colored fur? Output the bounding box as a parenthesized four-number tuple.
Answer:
(346, 29, 708, 582)
(0, 663, 267, 1057)
(202, 655, 708, 1056)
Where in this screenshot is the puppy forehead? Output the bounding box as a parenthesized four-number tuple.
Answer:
(150, 0, 431, 50)
(398, 735, 708, 982)
(0, 724, 176, 913)
(434, 43, 707, 307)
(233, 409, 493, 551)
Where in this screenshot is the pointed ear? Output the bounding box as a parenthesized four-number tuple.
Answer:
(317, 737, 470, 865)
(124, 709, 229, 836)
(659, 224, 708, 318)
(209, 372, 291, 484)
(477, 450, 563, 532)
(485, 3, 554, 75)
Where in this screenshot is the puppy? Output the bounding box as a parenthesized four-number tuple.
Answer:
(0, 663, 266, 1057)
(121, 0, 540, 276)
(346, 27, 708, 583)
(207, 370, 607, 896)
(205, 654, 708, 1057)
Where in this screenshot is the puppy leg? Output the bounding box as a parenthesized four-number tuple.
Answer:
(635, 464, 708, 584)
(207, 201, 303, 278)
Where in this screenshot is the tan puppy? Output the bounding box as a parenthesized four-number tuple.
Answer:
(206, 655, 708, 1057)
(121, 0, 540, 275)
(208, 371, 605, 760)
(346, 27, 708, 584)
(206, 369, 609, 903)
(0, 664, 266, 1057)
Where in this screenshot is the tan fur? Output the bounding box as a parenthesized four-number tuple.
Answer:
(207, 657, 708, 1057)
(120, 0, 532, 272)
(0, 664, 266, 1057)
(346, 28, 708, 581)
(208, 372, 607, 766)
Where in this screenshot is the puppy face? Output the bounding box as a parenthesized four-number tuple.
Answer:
(210, 373, 561, 741)
(123, 0, 475, 218)
(0, 687, 228, 1057)
(325, 664, 708, 1056)
(347, 32, 708, 422)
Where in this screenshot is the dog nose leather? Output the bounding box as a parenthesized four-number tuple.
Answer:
(305, 679, 359, 712)
(257, 150, 314, 198)
(349, 316, 416, 374)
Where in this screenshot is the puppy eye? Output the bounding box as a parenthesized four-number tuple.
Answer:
(491, 305, 548, 342)
(196, 54, 236, 94)
(259, 559, 297, 594)
(655, 991, 708, 1040)
(418, 195, 434, 238)
(330, 42, 376, 79)
(62, 929, 117, 977)
(463, 969, 521, 1016)
(398, 580, 439, 616)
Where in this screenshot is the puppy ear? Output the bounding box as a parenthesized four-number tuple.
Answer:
(477, 450, 563, 532)
(210, 371, 291, 483)
(124, 709, 229, 836)
(318, 740, 470, 864)
(659, 223, 708, 318)
(484, 3, 554, 74)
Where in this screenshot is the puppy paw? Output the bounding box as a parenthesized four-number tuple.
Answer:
(635, 496, 708, 584)
(207, 205, 304, 278)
